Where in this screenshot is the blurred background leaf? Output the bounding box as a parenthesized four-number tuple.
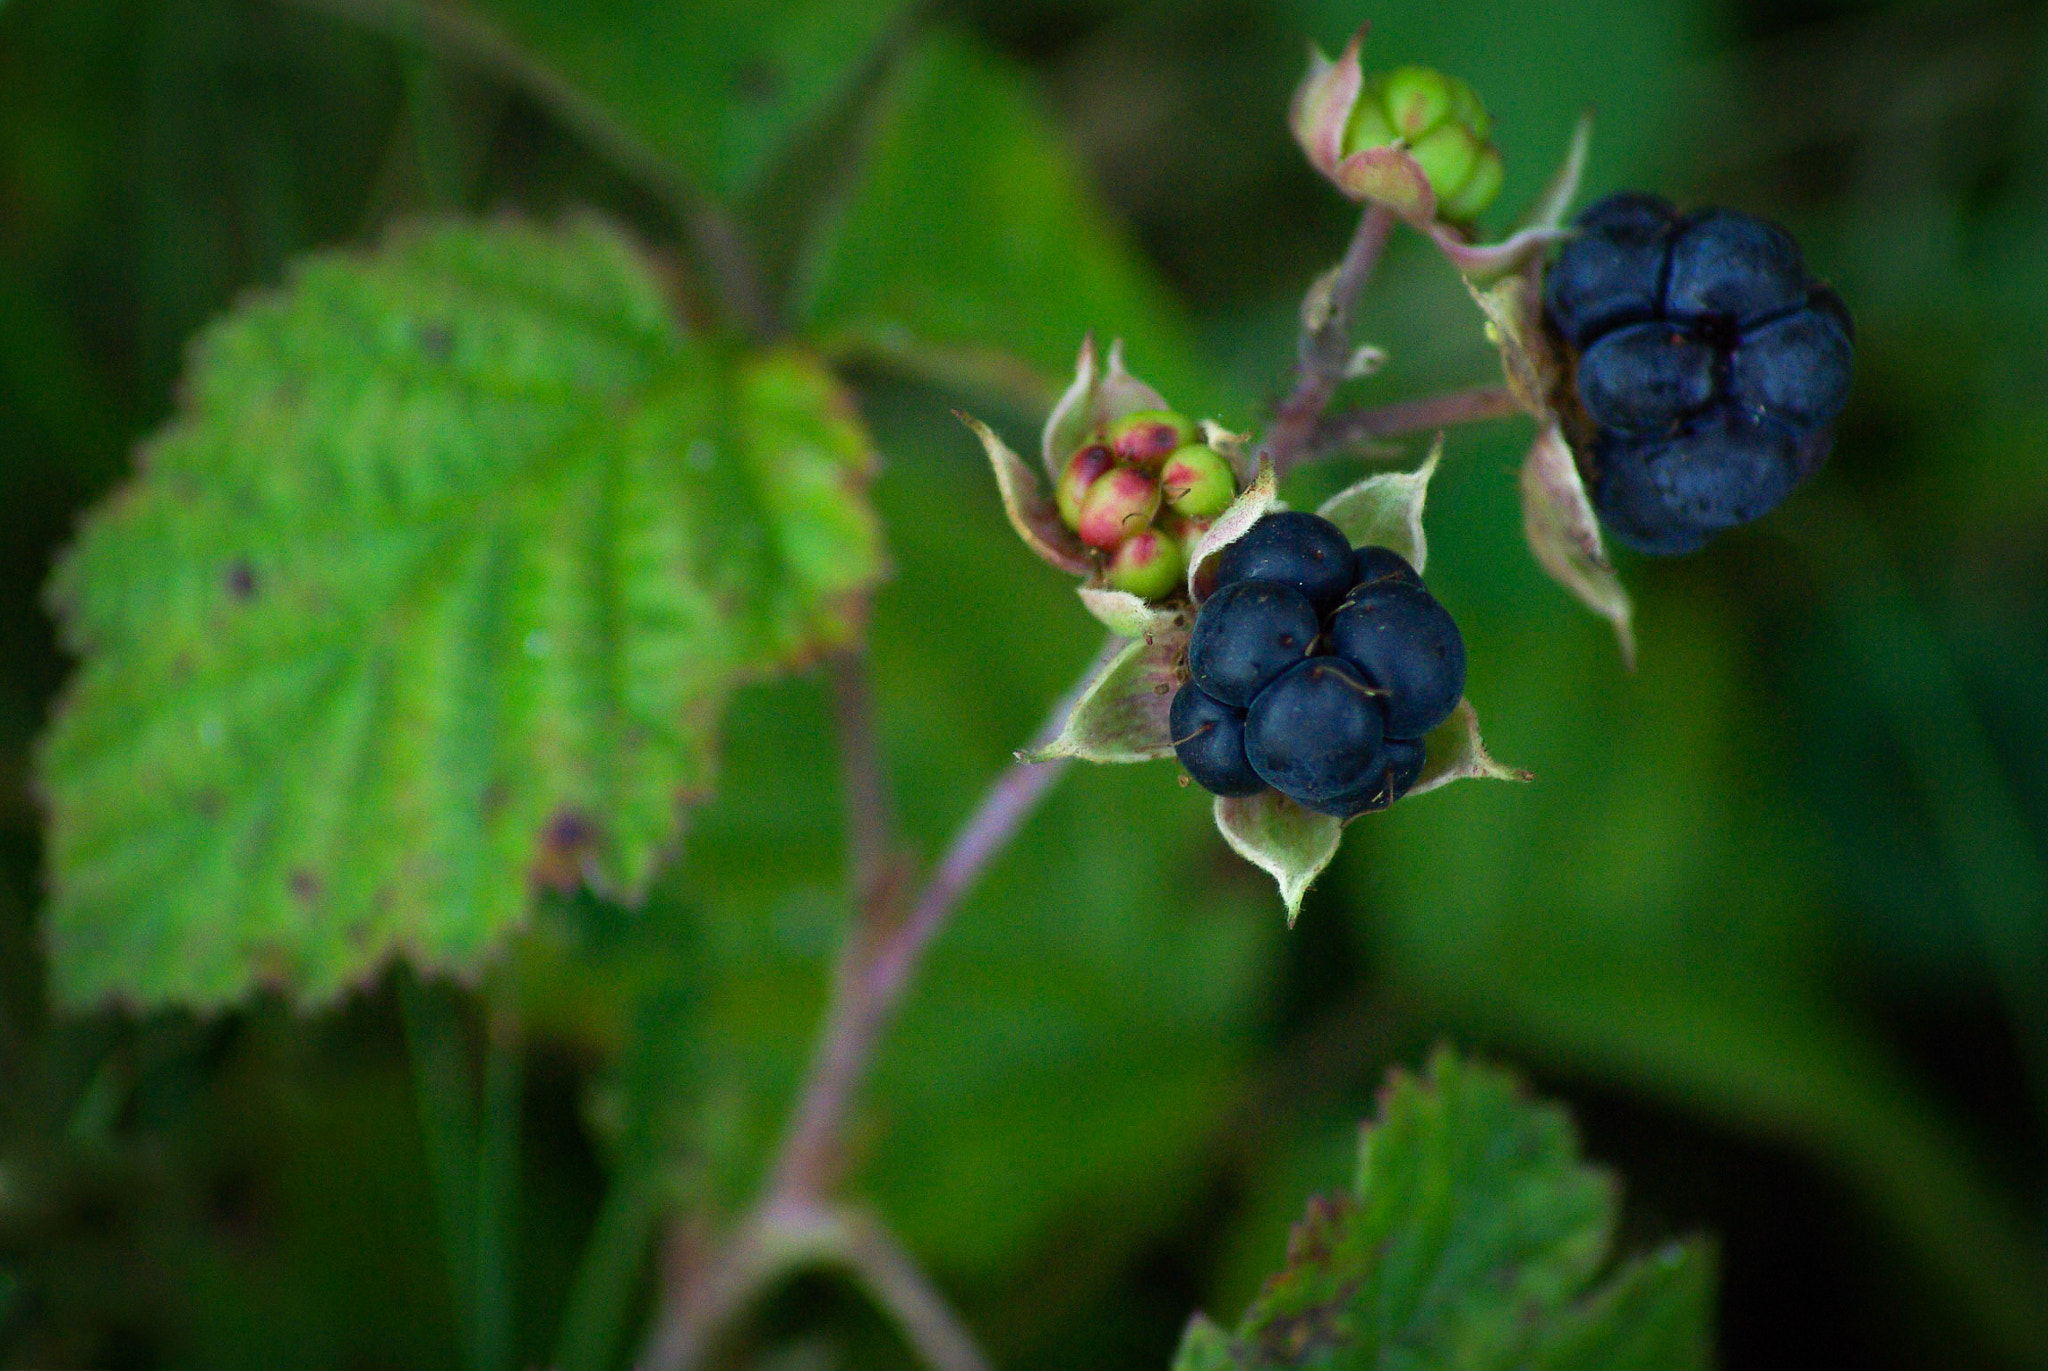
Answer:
(2, 0, 2046, 1368)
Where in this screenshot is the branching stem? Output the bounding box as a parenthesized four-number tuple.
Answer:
(1312, 383, 1520, 455)
(1262, 203, 1396, 473)
(639, 638, 1120, 1371)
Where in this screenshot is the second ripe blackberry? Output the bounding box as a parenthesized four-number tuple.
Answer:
(1175, 513, 1469, 818)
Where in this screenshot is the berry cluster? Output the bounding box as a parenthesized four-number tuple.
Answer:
(1055, 410, 1239, 599)
(1171, 513, 1465, 817)
(1544, 193, 1855, 555)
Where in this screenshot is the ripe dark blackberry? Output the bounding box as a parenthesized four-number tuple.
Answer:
(1297, 735, 1427, 819)
(1211, 512, 1354, 613)
(1575, 323, 1717, 433)
(1351, 545, 1422, 589)
(1544, 193, 1853, 554)
(1243, 657, 1387, 806)
(1187, 580, 1319, 708)
(1324, 580, 1465, 740)
(1591, 410, 1822, 557)
(1169, 683, 1265, 797)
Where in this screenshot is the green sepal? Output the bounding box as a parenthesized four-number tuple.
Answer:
(1520, 422, 1636, 668)
(1186, 456, 1278, 601)
(1313, 438, 1441, 570)
(1017, 626, 1187, 765)
(1042, 335, 1170, 484)
(1213, 790, 1342, 928)
(1406, 698, 1533, 801)
(958, 411, 1094, 576)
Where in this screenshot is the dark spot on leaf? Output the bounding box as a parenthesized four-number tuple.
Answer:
(733, 58, 781, 103)
(196, 790, 222, 818)
(288, 869, 322, 903)
(480, 781, 509, 817)
(419, 320, 453, 360)
(225, 560, 257, 600)
(532, 809, 597, 893)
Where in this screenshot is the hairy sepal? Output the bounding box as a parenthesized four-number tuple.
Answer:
(1214, 791, 1342, 928)
(1076, 586, 1185, 639)
(957, 412, 1093, 576)
(1406, 698, 1532, 800)
(1018, 626, 1186, 764)
(1186, 456, 1278, 601)
(1040, 334, 1169, 484)
(1520, 423, 1636, 667)
(1468, 267, 1561, 418)
(1422, 111, 1593, 280)
(1314, 437, 1441, 570)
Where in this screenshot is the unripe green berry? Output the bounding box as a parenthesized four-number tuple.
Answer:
(1107, 409, 1193, 469)
(1406, 122, 1482, 206)
(1437, 145, 1503, 223)
(1160, 444, 1236, 520)
(1161, 512, 1213, 565)
(1446, 75, 1490, 141)
(1105, 527, 1185, 599)
(1055, 442, 1117, 531)
(1076, 463, 1161, 551)
(1381, 65, 1454, 141)
(1344, 79, 1397, 151)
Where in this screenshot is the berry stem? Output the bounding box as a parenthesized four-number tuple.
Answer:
(1311, 382, 1521, 456)
(1262, 203, 1397, 473)
(638, 637, 1122, 1371)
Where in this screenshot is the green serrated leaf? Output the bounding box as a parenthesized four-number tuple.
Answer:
(1193, 1048, 1714, 1370)
(39, 216, 883, 1010)
(1530, 1241, 1715, 1371)
(1171, 1314, 1236, 1371)
(1019, 627, 1187, 765)
(1213, 791, 1342, 927)
(1313, 440, 1441, 572)
(462, 0, 913, 203)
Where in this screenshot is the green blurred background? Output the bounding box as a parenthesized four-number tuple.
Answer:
(3, 0, 2047, 1367)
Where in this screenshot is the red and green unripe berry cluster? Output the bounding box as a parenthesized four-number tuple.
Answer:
(1543, 193, 1855, 555)
(1171, 513, 1465, 818)
(1055, 410, 1239, 598)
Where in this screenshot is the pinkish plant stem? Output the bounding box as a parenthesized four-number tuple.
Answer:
(639, 638, 1121, 1371)
(1312, 382, 1521, 455)
(1262, 202, 1397, 472)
